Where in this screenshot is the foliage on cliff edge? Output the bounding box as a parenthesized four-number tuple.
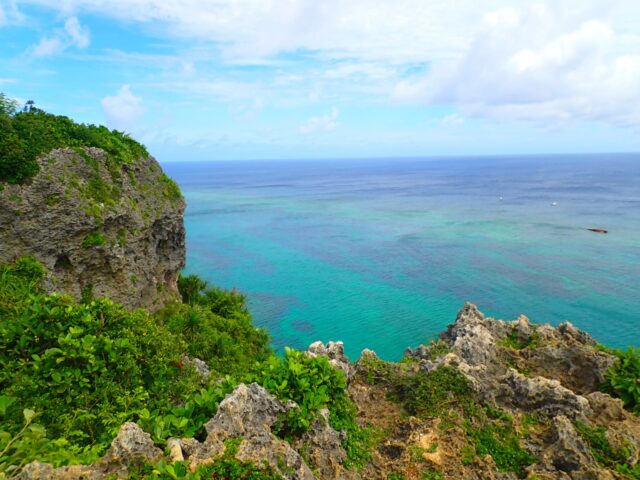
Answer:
(0, 93, 148, 184)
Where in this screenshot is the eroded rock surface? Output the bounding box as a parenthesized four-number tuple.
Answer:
(19, 423, 162, 480)
(180, 383, 315, 480)
(0, 148, 185, 311)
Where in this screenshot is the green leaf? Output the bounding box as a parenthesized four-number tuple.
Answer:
(0, 396, 16, 416)
(23, 408, 36, 422)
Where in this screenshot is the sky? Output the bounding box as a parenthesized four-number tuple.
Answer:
(1, 0, 640, 161)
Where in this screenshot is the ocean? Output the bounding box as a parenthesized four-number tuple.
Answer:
(163, 154, 640, 360)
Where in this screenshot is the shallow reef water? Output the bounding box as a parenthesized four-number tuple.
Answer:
(164, 154, 640, 359)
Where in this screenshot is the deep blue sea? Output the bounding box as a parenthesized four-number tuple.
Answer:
(163, 154, 640, 360)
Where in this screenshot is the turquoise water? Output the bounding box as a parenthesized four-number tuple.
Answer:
(163, 155, 640, 360)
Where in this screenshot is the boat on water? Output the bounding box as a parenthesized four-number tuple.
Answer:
(587, 228, 608, 234)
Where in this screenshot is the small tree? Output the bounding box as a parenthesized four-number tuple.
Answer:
(0, 93, 19, 116)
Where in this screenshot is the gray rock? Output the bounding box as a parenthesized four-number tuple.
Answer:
(293, 409, 347, 479)
(307, 341, 351, 379)
(181, 355, 210, 380)
(541, 415, 600, 476)
(0, 147, 185, 311)
(186, 383, 315, 480)
(18, 423, 162, 479)
(96, 422, 163, 475)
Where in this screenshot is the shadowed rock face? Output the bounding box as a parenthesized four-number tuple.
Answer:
(0, 147, 185, 311)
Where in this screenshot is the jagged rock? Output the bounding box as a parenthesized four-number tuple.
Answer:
(492, 370, 591, 419)
(96, 422, 163, 475)
(548, 415, 594, 473)
(185, 383, 315, 480)
(167, 438, 184, 462)
(359, 348, 379, 361)
(586, 392, 627, 423)
(521, 346, 615, 394)
(18, 462, 56, 480)
(0, 148, 185, 311)
(558, 322, 598, 346)
(181, 355, 210, 380)
(292, 409, 348, 479)
(18, 423, 162, 479)
(307, 341, 351, 379)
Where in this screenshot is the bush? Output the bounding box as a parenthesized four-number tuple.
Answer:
(0, 261, 271, 473)
(248, 349, 376, 468)
(0, 101, 148, 184)
(601, 348, 640, 414)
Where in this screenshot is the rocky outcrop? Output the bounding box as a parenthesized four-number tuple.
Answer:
(177, 383, 315, 480)
(16, 304, 640, 480)
(19, 423, 162, 480)
(0, 147, 185, 311)
(307, 341, 352, 379)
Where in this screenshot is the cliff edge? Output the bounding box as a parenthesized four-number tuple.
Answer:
(0, 147, 185, 311)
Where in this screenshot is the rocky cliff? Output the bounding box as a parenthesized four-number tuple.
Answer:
(0, 147, 185, 311)
(21, 305, 640, 480)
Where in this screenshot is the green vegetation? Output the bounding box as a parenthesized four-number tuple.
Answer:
(0, 259, 377, 477)
(0, 96, 148, 184)
(131, 457, 281, 479)
(249, 348, 377, 469)
(420, 339, 452, 361)
(421, 470, 444, 480)
(0, 258, 271, 475)
(380, 364, 535, 476)
(160, 174, 182, 201)
(575, 421, 640, 479)
(600, 347, 640, 414)
(499, 328, 541, 350)
(82, 231, 106, 248)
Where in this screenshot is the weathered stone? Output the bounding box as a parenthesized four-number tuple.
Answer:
(18, 423, 162, 480)
(547, 415, 594, 473)
(187, 383, 315, 480)
(293, 409, 347, 479)
(0, 148, 185, 311)
(307, 341, 351, 379)
(181, 355, 210, 380)
(495, 370, 591, 419)
(96, 422, 163, 475)
(521, 346, 615, 394)
(558, 322, 598, 346)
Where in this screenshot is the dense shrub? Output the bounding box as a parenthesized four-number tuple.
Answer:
(0, 259, 271, 474)
(0, 98, 148, 184)
(249, 349, 376, 468)
(601, 348, 640, 414)
(0, 259, 375, 476)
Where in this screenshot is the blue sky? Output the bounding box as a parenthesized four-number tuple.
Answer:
(1, 0, 640, 161)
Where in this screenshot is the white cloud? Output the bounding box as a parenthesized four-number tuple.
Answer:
(101, 85, 144, 131)
(0, 0, 23, 25)
(63, 16, 90, 48)
(0, 77, 17, 85)
(16, 0, 640, 128)
(299, 107, 339, 135)
(30, 16, 90, 57)
(392, 4, 640, 126)
(442, 114, 465, 127)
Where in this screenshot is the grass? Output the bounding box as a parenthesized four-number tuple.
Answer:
(499, 328, 541, 350)
(574, 420, 639, 478)
(82, 231, 106, 248)
(384, 365, 535, 476)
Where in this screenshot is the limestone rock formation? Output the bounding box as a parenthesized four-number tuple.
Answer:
(307, 341, 351, 379)
(15, 304, 640, 480)
(19, 423, 162, 480)
(0, 147, 185, 311)
(178, 383, 315, 480)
